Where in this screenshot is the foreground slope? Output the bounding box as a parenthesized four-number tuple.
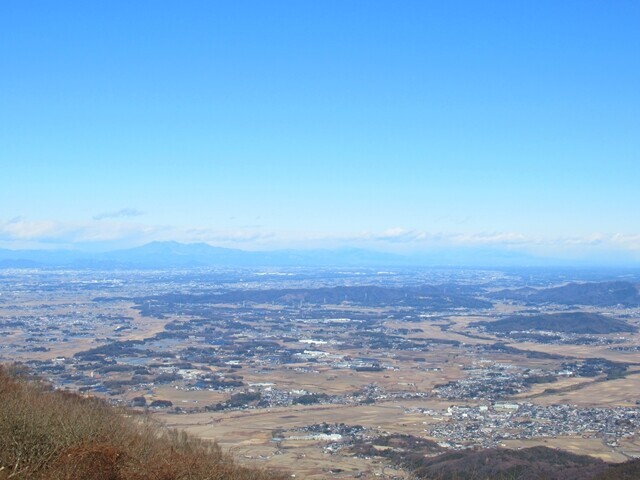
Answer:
(0, 365, 284, 480)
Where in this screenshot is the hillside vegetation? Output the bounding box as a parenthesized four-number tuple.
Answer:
(411, 446, 609, 480)
(490, 281, 640, 307)
(346, 434, 640, 480)
(0, 365, 284, 480)
(474, 312, 636, 334)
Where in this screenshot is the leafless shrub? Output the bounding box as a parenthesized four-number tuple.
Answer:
(0, 364, 284, 480)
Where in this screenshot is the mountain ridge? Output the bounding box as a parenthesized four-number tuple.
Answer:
(0, 242, 410, 268)
(0, 241, 638, 269)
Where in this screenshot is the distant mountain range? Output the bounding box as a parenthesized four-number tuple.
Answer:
(0, 241, 636, 269)
(0, 241, 411, 269)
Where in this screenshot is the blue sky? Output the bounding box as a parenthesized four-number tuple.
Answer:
(1, 1, 639, 261)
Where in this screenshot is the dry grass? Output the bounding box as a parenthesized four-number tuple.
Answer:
(0, 364, 285, 480)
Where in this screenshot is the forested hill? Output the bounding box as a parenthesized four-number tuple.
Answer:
(474, 312, 637, 334)
(489, 281, 640, 307)
(0, 365, 284, 480)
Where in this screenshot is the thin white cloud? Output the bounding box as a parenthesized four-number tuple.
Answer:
(609, 233, 640, 251)
(0, 219, 274, 248)
(93, 208, 146, 221)
(0, 219, 73, 241)
(376, 228, 423, 242)
(346, 229, 530, 246)
(180, 228, 275, 244)
(0, 218, 639, 257)
(0, 219, 168, 244)
(336, 228, 640, 252)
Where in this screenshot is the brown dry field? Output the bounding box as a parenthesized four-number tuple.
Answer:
(385, 319, 495, 345)
(247, 358, 466, 394)
(121, 301, 174, 340)
(161, 400, 452, 479)
(531, 369, 640, 407)
(503, 341, 640, 364)
(511, 375, 596, 399)
(134, 384, 229, 407)
(617, 436, 640, 459)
